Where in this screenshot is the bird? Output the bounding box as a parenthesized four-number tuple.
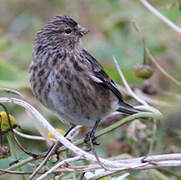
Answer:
(29, 15, 140, 145)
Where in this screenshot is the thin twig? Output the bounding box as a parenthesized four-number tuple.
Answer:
(14, 125, 81, 146)
(113, 57, 148, 107)
(0, 157, 34, 176)
(0, 103, 38, 158)
(66, 125, 82, 140)
(78, 172, 85, 180)
(0, 87, 51, 144)
(146, 47, 181, 87)
(89, 172, 130, 180)
(113, 57, 162, 116)
(11, 132, 38, 158)
(148, 119, 157, 154)
(14, 129, 54, 142)
(139, 0, 181, 34)
(0, 97, 156, 169)
(117, 84, 180, 106)
(0, 88, 25, 99)
(2, 112, 157, 175)
(90, 139, 109, 171)
(0, 111, 156, 176)
(36, 156, 82, 180)
(0, 169, 46, 175)
(0, 97, 179, 177)
(134, 89, 174, 107)
(28, 141, 59, 180)
(133, 20, 181, 88)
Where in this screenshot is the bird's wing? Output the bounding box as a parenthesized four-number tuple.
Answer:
(83, 49, 141, 114)
(82, 49, 124, 102)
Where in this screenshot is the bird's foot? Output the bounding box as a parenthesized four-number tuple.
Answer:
(84, 131, 100, 146)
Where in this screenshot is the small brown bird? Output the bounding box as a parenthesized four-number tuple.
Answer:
(29, 15, 140, 144)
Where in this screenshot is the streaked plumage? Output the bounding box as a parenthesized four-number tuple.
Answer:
(30, 16, 140, 143)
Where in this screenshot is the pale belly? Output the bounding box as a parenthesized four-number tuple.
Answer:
(46, 80, 118, 126)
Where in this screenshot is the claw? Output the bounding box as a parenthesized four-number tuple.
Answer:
(84, 131, 100, 146)
(92, 138, 100, 146)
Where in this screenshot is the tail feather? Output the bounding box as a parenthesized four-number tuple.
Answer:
(117, 101, 141, 115)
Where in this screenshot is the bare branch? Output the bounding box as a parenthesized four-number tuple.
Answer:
(133, 21, 181, 88)
(0, 95, 179, 179)
(0, 87, 51, 144)
(28, 141, 59, 180)
(37, 156, 82, 180)
(14, 129, 53, 142)
(113, 57, 162, 116)
(139, 0, 181, 34)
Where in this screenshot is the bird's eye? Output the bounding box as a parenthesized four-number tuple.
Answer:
(64, 28, 72, 34)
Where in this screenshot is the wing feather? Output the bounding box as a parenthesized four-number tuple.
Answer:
(83, 49, 123, 102)
(83, 49, 141, 114)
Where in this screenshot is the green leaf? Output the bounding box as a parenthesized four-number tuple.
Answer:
(0, 61, 21, 81)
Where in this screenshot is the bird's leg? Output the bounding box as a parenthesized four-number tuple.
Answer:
(45, 124, 76, 157)
(84, 120, 100, 146)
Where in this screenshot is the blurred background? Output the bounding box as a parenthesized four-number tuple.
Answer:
(0, 0, 181, 179)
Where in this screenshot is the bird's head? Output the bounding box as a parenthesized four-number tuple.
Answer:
(35, 15, 89, 51)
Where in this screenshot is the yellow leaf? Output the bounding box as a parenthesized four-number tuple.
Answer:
(98, 177, 109, 180)
(0, 111, 17, 134)
(48, 128, 65, 139)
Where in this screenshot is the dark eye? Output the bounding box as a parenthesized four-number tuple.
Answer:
(64, 28, 72, 34)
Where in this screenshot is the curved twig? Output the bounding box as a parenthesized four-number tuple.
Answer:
(139, 0, 181, 34)
(0, 97, 161, 169)
(37, 156, 82, 180)
(133, 21, 181, 88)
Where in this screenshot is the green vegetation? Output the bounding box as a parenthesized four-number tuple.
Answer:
(0, 0, 181, 179)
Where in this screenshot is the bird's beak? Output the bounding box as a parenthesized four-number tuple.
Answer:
(78, 25, 89, 36)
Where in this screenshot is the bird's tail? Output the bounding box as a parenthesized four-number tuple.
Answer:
(117, 101, 141, 115)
